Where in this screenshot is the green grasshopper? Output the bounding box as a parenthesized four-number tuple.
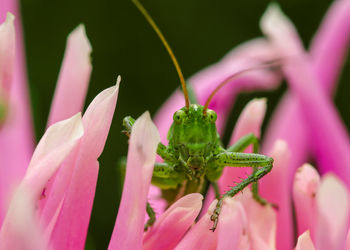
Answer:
(122, 0, 274, 232)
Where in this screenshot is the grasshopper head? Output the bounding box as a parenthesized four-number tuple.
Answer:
(169, 104, 219, 169)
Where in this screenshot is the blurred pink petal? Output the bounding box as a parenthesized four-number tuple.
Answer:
(0, 113, 84, 249)
(295, 231, 315, 250)
(262, 0, 350, 208)
(175, 200, 218, 250)
(260, 140, 291, 249)
(346, 230, 350, 250)
(108, 111, 160, 250)
(316, 174, 349, 250)
(0, 12, 15, 96)
(47, 24, 92, 126)
(143, 193, 203, 250)
(49, 80, 120, 249)
(0, 2, 34, 225)
(236, 189, 276, 250)
(261, 4, 350, 187)
(217, 198, 249, 250)
(293, 164, 320, 241)
(309, 0, 350, 94)
(263, 0, 350, 157)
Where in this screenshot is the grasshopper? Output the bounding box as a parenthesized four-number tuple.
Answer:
(122, 0, 275, 232)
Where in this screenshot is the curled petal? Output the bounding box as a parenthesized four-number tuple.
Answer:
(293, 164, 320, 240)
(49, 81, 119, 249)
(316, 174, 349, 250)
(108, 111, 160, 250)
(143, 193, 203, 250)
(47, 25, 92, 126)
(295, 231, 315, 250)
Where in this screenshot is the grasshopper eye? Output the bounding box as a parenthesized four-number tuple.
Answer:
(173, 110, 186, 124)
(206, 109, 217, 123)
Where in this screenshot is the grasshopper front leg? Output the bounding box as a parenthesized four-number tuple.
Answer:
(208, 151, 273, 231)
(227, 133, 270, 206)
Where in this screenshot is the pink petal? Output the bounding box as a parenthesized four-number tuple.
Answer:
(236, 189, 276, 250)
(175, 200, 218, 250)
(346, 230, 350, 250)
(316, 174, 349, 250)
(217, 198, 250, 250)
(143, 193, 203, 250)
(49, 81, 119, 249)
(261, 4, 350, 187)
(260, 140, 292, 250)
(293, 164, 320, 241)
(295, 231, 315, 250)
(0, 12, 15, 96)
(0, 113, 83, 249)
(0, 188, 49, 250)
(309, 0, 350, 94)
(47, 25, 92, 126)
(0, 2, 34, 225)
(108, 111, 160, 250)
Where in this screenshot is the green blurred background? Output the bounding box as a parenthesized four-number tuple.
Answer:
(18, 0, 349, 248)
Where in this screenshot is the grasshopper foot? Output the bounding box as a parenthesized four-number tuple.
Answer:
(210, 199, 223, 232)
(144, 217, 156, 232)
(144, 202, 156, 231)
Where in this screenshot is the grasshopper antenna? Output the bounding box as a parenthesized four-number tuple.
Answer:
(203, 59, 283, 115)
(132, 0, 190, 109)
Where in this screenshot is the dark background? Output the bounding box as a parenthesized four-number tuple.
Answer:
(19, 0, 349, 248)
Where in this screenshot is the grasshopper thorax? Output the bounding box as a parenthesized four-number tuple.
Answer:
(168, 104, 220, 171)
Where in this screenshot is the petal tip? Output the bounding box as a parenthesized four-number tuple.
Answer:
(5, 12, 15, 23)
(68, 24, 92, 55)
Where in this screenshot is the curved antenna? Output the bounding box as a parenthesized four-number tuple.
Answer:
(132, 0, 190, 108)
(203, 59, 282, 115)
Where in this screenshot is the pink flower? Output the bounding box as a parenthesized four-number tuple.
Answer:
(1, 0, 350, 248)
